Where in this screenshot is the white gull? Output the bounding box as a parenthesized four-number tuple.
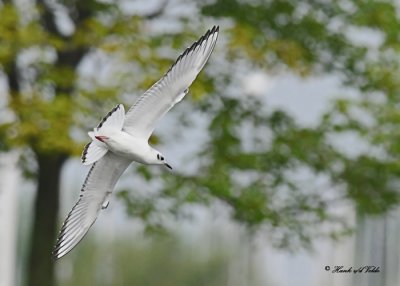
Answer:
(53, 26, 219, 259)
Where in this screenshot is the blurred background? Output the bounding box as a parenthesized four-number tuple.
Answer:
(1, 0, 400, 285)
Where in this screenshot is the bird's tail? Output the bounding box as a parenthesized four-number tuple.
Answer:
(81, 104, 125, 165)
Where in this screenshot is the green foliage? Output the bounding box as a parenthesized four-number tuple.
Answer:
(202, 0, 368, 75)
(8, 94, 78, 154)
(0, 4, 49, 68)
(198, 0, 400, 239)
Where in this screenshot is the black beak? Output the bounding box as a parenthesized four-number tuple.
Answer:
(164, 163, 172, 170)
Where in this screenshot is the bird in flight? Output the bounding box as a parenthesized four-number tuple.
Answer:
(53, 26, 219, 260)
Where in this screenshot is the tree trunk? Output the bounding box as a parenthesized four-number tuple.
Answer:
(27, 153, 66, 286)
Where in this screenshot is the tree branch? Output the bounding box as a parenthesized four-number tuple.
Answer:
(36, 0, 63, 37)
(6, 60, 20, 95)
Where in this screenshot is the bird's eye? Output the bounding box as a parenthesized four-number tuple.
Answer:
(157, 154, 160, 160)
(161, 156, 164, 161)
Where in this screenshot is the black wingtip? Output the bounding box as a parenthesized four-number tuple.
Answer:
(208, 25, 219, 36)
(211, 25, 219, 32)
(164, 26, 219, 76)
(81, 142, 91, 164)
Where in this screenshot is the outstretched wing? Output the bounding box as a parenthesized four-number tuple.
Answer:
(53, 153, 131, 260)
(123, 26, 219, 139)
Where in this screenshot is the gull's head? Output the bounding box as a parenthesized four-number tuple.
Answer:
(155, 152, 172, 170)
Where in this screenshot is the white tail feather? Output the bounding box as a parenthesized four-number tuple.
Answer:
(81, 104, 126, 165)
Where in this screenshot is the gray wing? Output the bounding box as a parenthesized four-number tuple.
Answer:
(123, 26, 219, 139)
(53, 152, 131, 260)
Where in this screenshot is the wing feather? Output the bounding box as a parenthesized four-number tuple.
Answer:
(123, 26, 219, 139)
(53, 153, 131, 260)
